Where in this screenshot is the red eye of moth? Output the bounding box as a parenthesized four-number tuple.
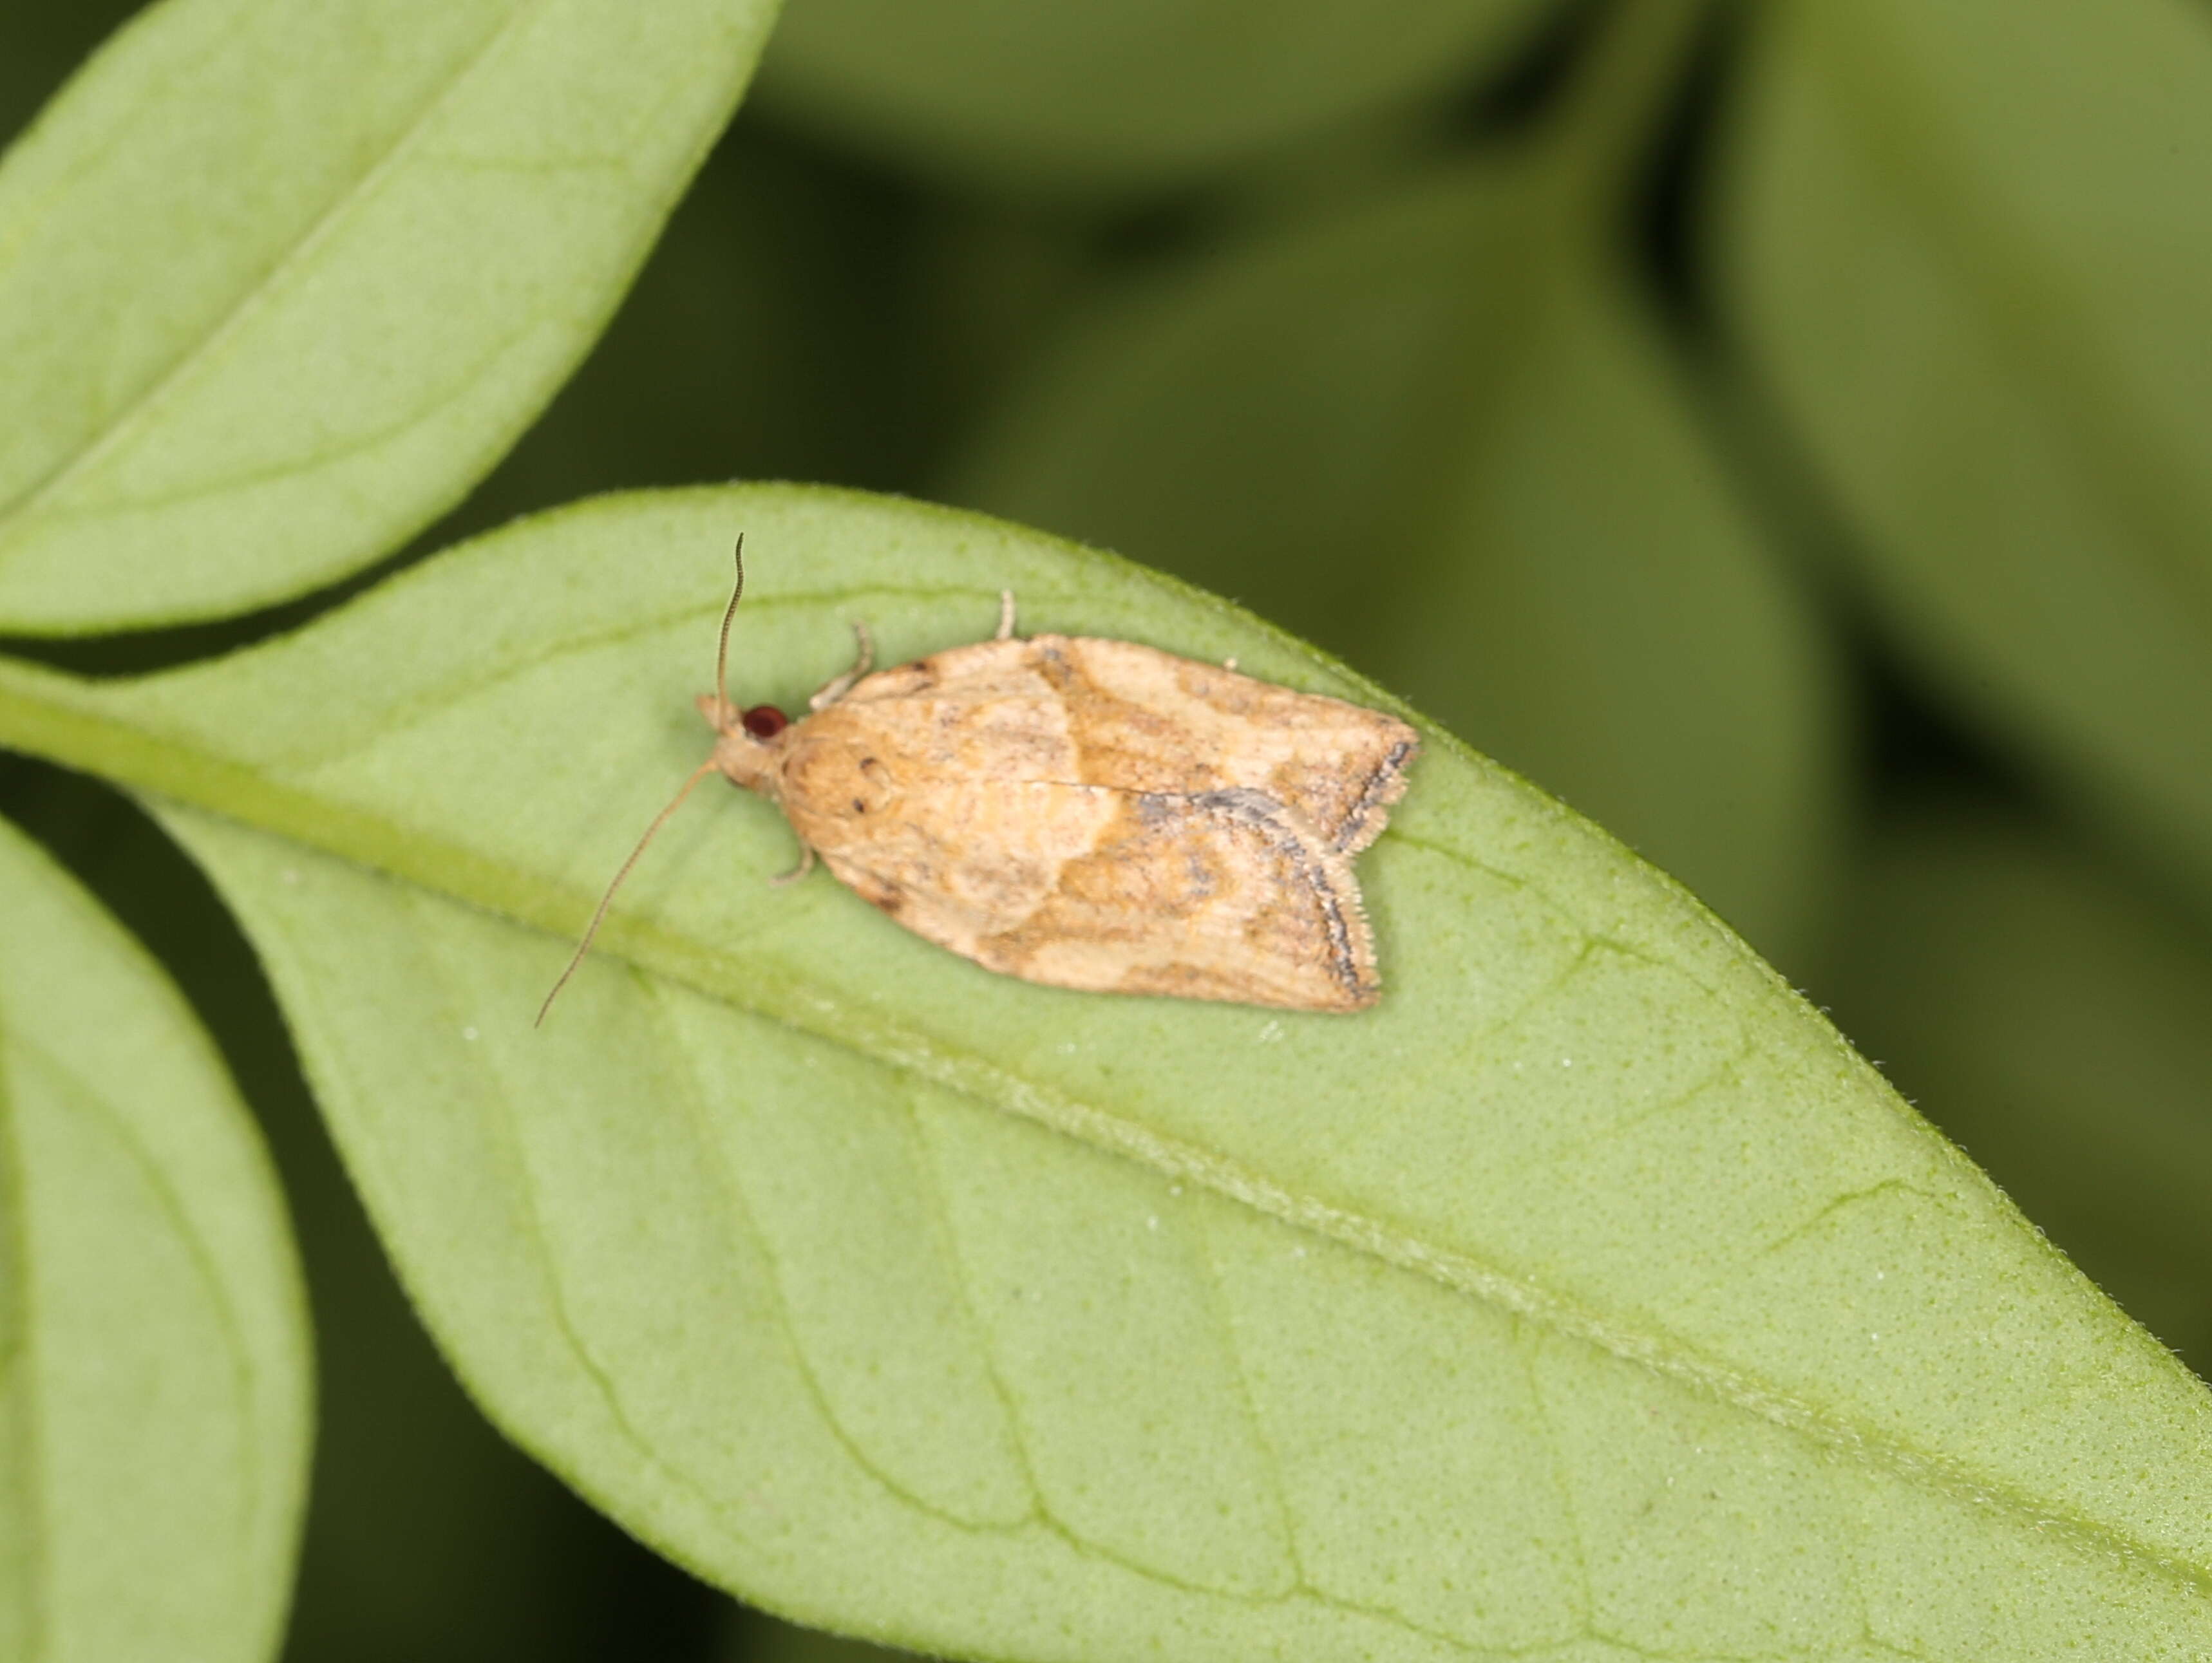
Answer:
(740, 704, 788, 738)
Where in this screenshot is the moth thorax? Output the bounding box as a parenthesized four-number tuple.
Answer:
(782, 736, 898, 826)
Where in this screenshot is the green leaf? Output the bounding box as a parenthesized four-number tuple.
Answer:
(1710, 0, 2212, 921)
(0, 757, 664, 1662)
(755, 0, 1556, 196)
(0, 484, 2206, 1657)
(1823, 797, 2212, 1378)
(0, 815, 310, 1663)
(952, 154, 1846, 968)
(0, 0, 780, 635)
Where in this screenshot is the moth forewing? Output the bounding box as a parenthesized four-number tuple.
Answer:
(736, 626, 1417, 1011)
(540, 545, 1417, 1022)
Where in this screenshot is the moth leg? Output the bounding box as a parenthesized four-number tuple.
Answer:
(1223, 656, 1240, 672)
(769, 843, 818, 887)
(809, 621, 874, 710)
(995, 590, 1017, 641)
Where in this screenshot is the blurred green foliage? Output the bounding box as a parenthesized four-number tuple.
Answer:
(1714, 0, 2212, 931)
(5, 0, 2211, 1657)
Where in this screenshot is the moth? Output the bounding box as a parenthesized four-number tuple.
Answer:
(541, 539, 1418, 1020)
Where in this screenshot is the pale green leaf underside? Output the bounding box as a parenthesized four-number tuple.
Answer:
(0, 818, 309, 1663)
(0, 486, 2206, 1657)
(758, 0, 1553, 194)
(0, 0, 779, 634)
(1712, 0, 2212, 912)
(952, 156, 1843, 966)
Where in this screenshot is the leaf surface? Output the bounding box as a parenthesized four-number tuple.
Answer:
(0, 485, 2207, 1658)
(1710, 0, 2212, 919)
(0, 816, 309, 1663)
(0, 0, 779, 634)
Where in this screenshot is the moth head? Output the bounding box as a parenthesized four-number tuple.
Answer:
(701, 695, 786, 794)
(697, 696, 789, 747)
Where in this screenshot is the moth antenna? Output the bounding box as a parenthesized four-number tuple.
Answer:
(536, 758, 719, 1026)
(712, 533, 746, 732)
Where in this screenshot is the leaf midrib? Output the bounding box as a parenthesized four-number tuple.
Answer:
(0, 0, 551, 544)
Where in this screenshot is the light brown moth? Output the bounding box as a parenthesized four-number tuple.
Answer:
(541, 539, 1418, 1020)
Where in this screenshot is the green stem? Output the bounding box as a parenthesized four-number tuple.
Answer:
(0, 652, 566, 946)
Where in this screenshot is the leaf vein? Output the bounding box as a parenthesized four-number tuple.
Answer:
(1187, 1206, 1310, 1598)
(897, 1086, 1050, 1523)
(641, 977, 1019, 1534)
(3, 320, 528, 533)
(1513, 1319, 1596, 1633)
(9, 1033, 263, 1581)
(392, 885, 754, 1548)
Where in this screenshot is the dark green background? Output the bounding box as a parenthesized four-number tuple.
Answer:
(5, 2, 2208, 1658)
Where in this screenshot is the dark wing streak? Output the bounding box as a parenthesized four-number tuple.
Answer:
(1159, 787, 1366, 997)
(1330, 737, 1417, 854)
(822, 775, 1371, 997)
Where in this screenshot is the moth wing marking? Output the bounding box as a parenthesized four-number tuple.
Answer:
(1047, 636, 1419, 853)
(823, 781, 1378, 1011)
